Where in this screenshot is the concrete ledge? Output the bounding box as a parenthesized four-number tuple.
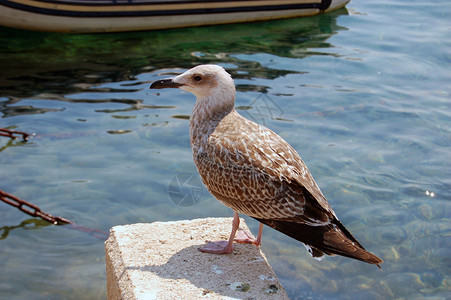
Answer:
(105, 218, 288, 299)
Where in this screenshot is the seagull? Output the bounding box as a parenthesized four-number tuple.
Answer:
(150, 65, 382, 267)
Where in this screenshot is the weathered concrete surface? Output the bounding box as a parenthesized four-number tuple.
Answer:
(105, 218, 288, 300)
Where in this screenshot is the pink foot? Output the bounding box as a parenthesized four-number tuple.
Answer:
(234, 228, 261, 246)
(198, 241, 234, 254)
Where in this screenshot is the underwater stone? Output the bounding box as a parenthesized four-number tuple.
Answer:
(384, 272, 425, 296)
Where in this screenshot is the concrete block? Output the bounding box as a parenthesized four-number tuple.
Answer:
(105, 218, 288, 299)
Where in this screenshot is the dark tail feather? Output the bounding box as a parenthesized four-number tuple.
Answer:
(254, 217, 383, 267)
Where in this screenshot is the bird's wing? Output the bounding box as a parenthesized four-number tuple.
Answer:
(206, 111, 335, 221)
(263, 125, 335, 215)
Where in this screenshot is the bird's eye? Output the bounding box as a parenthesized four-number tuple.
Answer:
(193, 75, 202, 82)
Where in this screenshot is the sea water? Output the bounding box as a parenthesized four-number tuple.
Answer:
(0, 0, 450, 299)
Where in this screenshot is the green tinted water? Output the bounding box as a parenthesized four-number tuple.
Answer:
(1, 1, 450, 299)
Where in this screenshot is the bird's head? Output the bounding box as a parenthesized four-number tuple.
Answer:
(149, 65, 236, 104)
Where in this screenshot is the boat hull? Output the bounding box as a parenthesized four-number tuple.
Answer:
(0, 0, 350, 33)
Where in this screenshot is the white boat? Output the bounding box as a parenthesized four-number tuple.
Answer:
(0, 0, 350, 33)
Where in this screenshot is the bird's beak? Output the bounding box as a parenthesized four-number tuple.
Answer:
(149, 78, 183, 89)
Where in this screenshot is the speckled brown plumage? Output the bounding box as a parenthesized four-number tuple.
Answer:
(150, 65, 382, 266)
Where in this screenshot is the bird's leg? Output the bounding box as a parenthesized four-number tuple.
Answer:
(198, 211, 240, 254)
(235, 222, 263, 246)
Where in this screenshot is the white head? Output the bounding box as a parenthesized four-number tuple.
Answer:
(149, 64, 236, 112)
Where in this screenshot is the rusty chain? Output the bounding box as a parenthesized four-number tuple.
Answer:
(0, 128, 34, 141)
(0, 190, 72, 225)
(0, 189, 109, 239)
(1, 129, 108, 239)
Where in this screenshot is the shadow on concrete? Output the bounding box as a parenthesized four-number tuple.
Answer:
(125, 243, 285, 298)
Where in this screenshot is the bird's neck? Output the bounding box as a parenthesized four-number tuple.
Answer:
(189, 94, 235, 147)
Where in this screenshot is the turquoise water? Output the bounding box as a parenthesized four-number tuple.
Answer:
(1, 0, 450, 299)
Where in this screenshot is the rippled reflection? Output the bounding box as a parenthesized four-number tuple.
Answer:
(0, 8, 347, 101)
